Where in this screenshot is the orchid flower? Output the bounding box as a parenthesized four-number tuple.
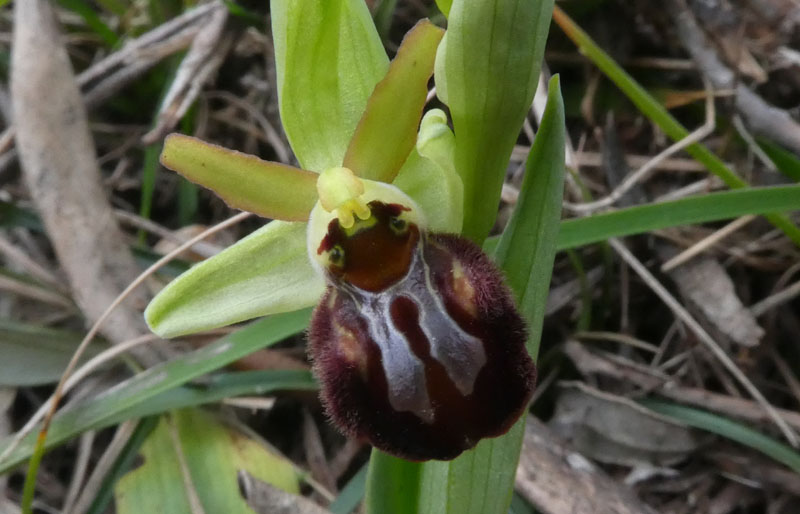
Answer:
(144, 6, 540, 461)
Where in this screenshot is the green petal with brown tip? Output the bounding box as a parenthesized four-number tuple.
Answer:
(160, 134, 318, 221)
(343, 20, 444, 183)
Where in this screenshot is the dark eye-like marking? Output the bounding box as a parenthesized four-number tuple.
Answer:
(329, 245, 345, 267)
(389, 216, 408, 235)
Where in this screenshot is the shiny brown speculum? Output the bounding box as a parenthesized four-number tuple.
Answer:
(309, 201, 536, 461)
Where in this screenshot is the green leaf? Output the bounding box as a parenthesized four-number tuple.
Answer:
(757, 138, 800, 182)
(87, 417, 159, 514)
(551, 6, 800, 247)
(0, 310, 312, 473)
(495, 75, 565, 357)
(393, 110, 463, 233)
(556, 185, 800, 251)
(343, 20, 444, 183)
(640, 399, 800, 473)
(115, 417, 192, 514)
(271, 0, 389, 172)
(160, 134, 318, 222)
(436, 0, 554, 243)
(330, 464, 368, 514)
(145, 220, 323, 338)
(115, 409, 300, 514)
(0, 321, 103, 386)
(112, 369, 316, 424)
(364, 76, 565, 514)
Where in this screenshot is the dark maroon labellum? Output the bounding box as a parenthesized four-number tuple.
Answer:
(309, 201, 536, 461)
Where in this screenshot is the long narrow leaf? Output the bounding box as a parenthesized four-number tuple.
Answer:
(0, 321, 103, 386)
(641, 399, 800, 473)
(556, 185, 800, 251)
(419, 75, 565, 514)
(0, 310, 312, 472)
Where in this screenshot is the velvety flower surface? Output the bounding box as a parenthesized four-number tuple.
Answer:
(306, 188, 536, 460)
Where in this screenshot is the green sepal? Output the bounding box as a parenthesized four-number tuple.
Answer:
(435, 0, 555, 243)
(145, 221, 324, 338)
(271, 0, 389, 172)
(343, 19, 444, 183)
(393, 109, 463, 233)
(160, 134, 318, 221)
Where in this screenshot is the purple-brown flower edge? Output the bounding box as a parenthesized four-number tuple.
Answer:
(308, 201, 536, 461)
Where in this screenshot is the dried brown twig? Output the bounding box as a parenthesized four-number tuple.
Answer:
(666, 0, 800, 156)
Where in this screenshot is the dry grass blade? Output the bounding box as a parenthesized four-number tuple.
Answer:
(0, 235, 63, 290)
(750, 279, 800, 317)
(661, 215, 758, 271)
(609, 238, 799, 447)
(143, 5, 235, 144)
(66, 421, 138, 514)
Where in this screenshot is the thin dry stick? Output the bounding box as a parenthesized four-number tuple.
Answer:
(575, 331, 660, 353)
(66, 421, 137, 514)
(750, 279, 800, 317)
(610, 237, 800, 447)
(61, 430, 95, 514)
(203, 91, 290, 163)
(661, 214, 758, 271)
(0, 275, 73, 308)
(0, 211, 252, 467)
(222, 397, 277, 411)
(113, 209, 221, 258)
(653, 176, 724, 203)
(732, 115, 778, 172)
(564, 79, 715, 214)
(0, 234, 63, 289)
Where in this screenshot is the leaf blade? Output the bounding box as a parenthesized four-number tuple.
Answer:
(556, 185, 800, 251)
(0, 310, 312, 473)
